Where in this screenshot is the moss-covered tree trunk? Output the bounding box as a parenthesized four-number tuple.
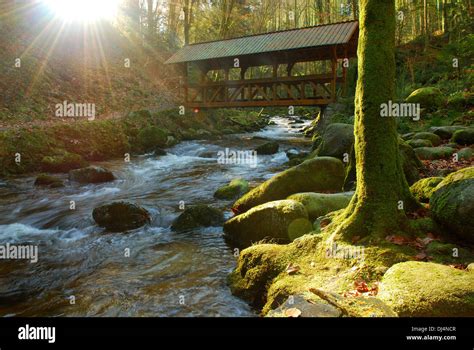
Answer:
(331, 0, 419, 241)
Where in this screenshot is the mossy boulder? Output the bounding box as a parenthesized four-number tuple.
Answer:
(287, 192, 353, 221)
(69, 166, 115, 184)
(414, 146, 456, 160)
(92, 202, 150, 232)
(451, 128, 474, 146)
(233, 157, 345, 213)
(34, 174, 64, 188)
(407, 139, 432, 148)
(171, 205, 224, 231)
(434, 167, 474, 191)
(405, 87, 445, 110)
(266, 294, 342, 317)
(137, 126, 168, 152)
(411, 132, 442, 146)
(457, 147, 473, 160)
(378, 261, 474, 317)
(214, 178, 249, 200)
(255, 141, 279, 155)
(314, 123, 354, 159)
(430, 178, 474, 242)
(410, 177, 443, 203)
(430, 126, 466, 140)
(224, 200, 313, 248)
(41, 153, 88, 173)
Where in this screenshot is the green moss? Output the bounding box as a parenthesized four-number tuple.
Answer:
(378, 261, 474, 317)
(171, 205, 224, 231)
(136, 126, 168, 152)
(214, 178, 249, 200)
(414, 146, 456, 160)
(410, 177, 443, 202)
(287, 192, 353, 222)
(411, 132, 442, 146)
(233, 157, 345, 213)
(405, 87, 445, 110)
(407, 139, 432, 148)
(452, 128, 474, 146)
(434, 166, 474, 190)
(40, 152, 88, 173)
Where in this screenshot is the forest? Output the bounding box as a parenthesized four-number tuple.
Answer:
(0, 0, 473, 331)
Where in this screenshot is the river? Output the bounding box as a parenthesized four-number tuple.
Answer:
(0, 116, 311, 317)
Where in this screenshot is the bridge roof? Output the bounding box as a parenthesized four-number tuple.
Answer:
(165, 21, 358, 65)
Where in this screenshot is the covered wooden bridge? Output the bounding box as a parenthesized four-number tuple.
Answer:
(165, 21, 358, 109)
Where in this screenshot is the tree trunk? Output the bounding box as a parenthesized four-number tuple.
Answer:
(330, 0, 419, 241)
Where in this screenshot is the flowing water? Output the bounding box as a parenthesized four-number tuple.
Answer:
(0, 116, 311, 317)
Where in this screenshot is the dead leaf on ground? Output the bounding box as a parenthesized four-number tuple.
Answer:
(284, 308, 302, 318)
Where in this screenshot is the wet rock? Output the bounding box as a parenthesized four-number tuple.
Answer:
(34, 174, 64, 188)
(224, 200, 313, 247)
(414, 146, 456, 160)
(233, 157, 345, 213)
(255, 141, 279, 155)
(93, 202, 150, 232)
(69, 166, 115, 184)
(154, 148, 167, 156)
(171, 205, 224, 231)
(198, 151, 216, 159)
(214, 178, 249, 200)
(378, 261, 474, 317)
(287, 192, 353, 221)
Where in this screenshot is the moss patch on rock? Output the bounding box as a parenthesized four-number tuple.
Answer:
(452, 128, 474, 146)
(171, 204, 224, 231)
(411, 132, 442, 146)
(287, 192, 353, 222)
(405, 87, 445, 110)
(233, 157, 345, 213)
(214, 178, 249, 200)
(378, 261, 474, 317)
(414, 146, 456, 160)
(410, 177, 443, 202)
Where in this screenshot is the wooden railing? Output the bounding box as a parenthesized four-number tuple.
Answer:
(181, 74, 343, 108)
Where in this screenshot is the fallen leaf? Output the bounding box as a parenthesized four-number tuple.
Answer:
(414, 252, 428, 261)
(284, 308, 302, 318)
(449, 264, 467, 270)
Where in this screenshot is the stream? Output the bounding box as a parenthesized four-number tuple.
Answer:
(0, 116, 311, 317)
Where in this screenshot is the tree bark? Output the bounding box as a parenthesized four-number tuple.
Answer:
(330, 0, 419, 241)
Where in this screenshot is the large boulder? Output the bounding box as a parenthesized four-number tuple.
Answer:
(171, 205, 224, 231)
(405, 87, 445, 110)
(287, 192, 353, 221)
(457, 147, 473, 161)
(414, 146, 456, 160)
(41, 152, 88, 173)
(451, 128, 474, 146)
(233, 157, 345, 213)
(411, 132, 442, 146)
(69, 166, 115, 184)
(314, 123, 354, 159)
(430, 126, 466, 140)
(224, 200, 313, 247)
(378, 261, 474, 317)
(93, 202, 150, 232)
(255, 141, 279, 155)
(434, 167, 474, 191)
(214, 178, 249, 200)
(430, 178, 474, 241)
(410, 177, 443, 203)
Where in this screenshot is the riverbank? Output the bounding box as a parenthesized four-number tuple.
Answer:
(0, 108, 268, 177)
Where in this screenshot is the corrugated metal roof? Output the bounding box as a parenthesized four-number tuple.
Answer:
(165, 21, 358, 64)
